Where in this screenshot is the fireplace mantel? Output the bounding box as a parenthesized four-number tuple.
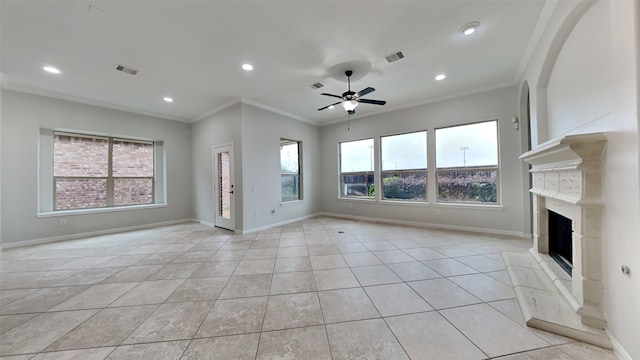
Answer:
(521, 133, 606, 206)
(508, 133, 610, 348)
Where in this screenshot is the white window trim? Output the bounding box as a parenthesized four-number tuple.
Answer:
(434, 119, 501, 206)
(335, 120, 502, 209)
(338, 137, 376, 200)
(38, 128, 166, 214)
(37, 203, 168, 218)
(380, 130, 428, 203)
(434, 202, 504, 211)
(280, 200, 305, 207)
(376, 199, 431, 207)
(280, 139, 303, 203)
(336, 197, 376, 203)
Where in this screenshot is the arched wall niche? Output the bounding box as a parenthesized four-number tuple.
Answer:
(521, 1, 596, 146)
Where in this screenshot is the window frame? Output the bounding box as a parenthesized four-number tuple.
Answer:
(338, 138, 376, 200)
(53, 132, 109, 210)
(111, 137, 156, 207)
(280, 138, 303, 203)
(434, 119, 500, 205)
(380, 130, 428, 202)
(50, 131, 157, 212)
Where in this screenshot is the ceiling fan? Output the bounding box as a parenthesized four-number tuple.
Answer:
(318, 70, 386, 115)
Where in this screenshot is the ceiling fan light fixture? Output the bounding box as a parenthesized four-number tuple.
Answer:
(342, 100, 358, 112)
(43, 66, 61, 74)
(461, 22, 480, 36)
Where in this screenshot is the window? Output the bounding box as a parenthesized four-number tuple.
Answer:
(435, 120, 499, 203)
(381, 131, 427, 201)
(280, 139, 301, 202)
(112, 139, 154, 206)
(340, 138, 374, 198)
(53, 132, 154, 210)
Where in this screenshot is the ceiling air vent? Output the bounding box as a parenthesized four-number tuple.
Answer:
(114, 63, 139, 75)
(384, 51, 405, 63)
(310, 82, 324, 89)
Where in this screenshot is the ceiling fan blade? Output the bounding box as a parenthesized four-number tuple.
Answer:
(320, 93, 344, 100)
(358, 98, 387, 106)
(318, 101, 342, 111)
(356, 87, 375, 97)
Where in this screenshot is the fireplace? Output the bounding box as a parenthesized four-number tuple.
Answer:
(513, 133, 610, 348)
(548, 210, 572, 275)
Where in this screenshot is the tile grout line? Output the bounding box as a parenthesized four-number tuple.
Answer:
(1, 219, 606, 359)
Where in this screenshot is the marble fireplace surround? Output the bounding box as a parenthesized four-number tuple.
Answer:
(508, 132, 611, 348)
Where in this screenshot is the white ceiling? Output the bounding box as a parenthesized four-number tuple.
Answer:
(0, 1, 547, 125)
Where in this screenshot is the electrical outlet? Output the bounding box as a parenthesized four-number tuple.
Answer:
(59, 218, 67, 226)
(435, 209, 441, 215)
(271, 209, 276, 215)
(348, 203, 353, 209)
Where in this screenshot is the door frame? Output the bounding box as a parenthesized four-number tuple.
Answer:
(212, 143, 235, 231)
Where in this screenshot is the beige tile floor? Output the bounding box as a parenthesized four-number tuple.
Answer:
(0, 217, 618, 359)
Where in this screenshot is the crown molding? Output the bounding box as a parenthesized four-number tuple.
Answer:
(2, 83, 187, 123)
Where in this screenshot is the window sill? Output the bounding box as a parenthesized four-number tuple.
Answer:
(37, 203, 168, 218)
(335, 197, 503, 210)
(280, 200, 304, 207)
(434, 202, 504, 211)
(337, 197, 375, 202)
(378, 200, 430, 207)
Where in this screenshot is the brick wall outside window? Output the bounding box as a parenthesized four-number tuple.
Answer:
(53, 133, 154, 210)
(54, 135, 108, 177)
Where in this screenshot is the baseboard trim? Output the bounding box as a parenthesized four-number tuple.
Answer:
(191, 220, 237, 233)
(1, 213, 529, 251)
(0, 218, 196, 250)
(318, 212, 530, 238)
(608, 331, 633, 360)
(236, 213, 321, 234)
(195, 220, 215, 228)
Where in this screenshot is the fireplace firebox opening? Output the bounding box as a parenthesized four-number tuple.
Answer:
(548, 210, 573, 275)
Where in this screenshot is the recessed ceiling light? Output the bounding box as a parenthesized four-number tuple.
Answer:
(435, 74, 446, 81)
(242, 63, 254, 71)
(163, 97, 174, 103)
(461, 22, 480, 36)
(43, 66, 61, 74)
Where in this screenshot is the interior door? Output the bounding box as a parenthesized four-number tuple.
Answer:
(213, 144, 235, 231)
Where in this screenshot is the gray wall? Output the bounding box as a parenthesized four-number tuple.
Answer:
(0, 84, 3, 246)
(190, 102, 321, 232)
(319, 86, 527, 236)
(0, 90, 194, 245)
(240, 103, 321, 231)
(191, 103, 243, 229)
